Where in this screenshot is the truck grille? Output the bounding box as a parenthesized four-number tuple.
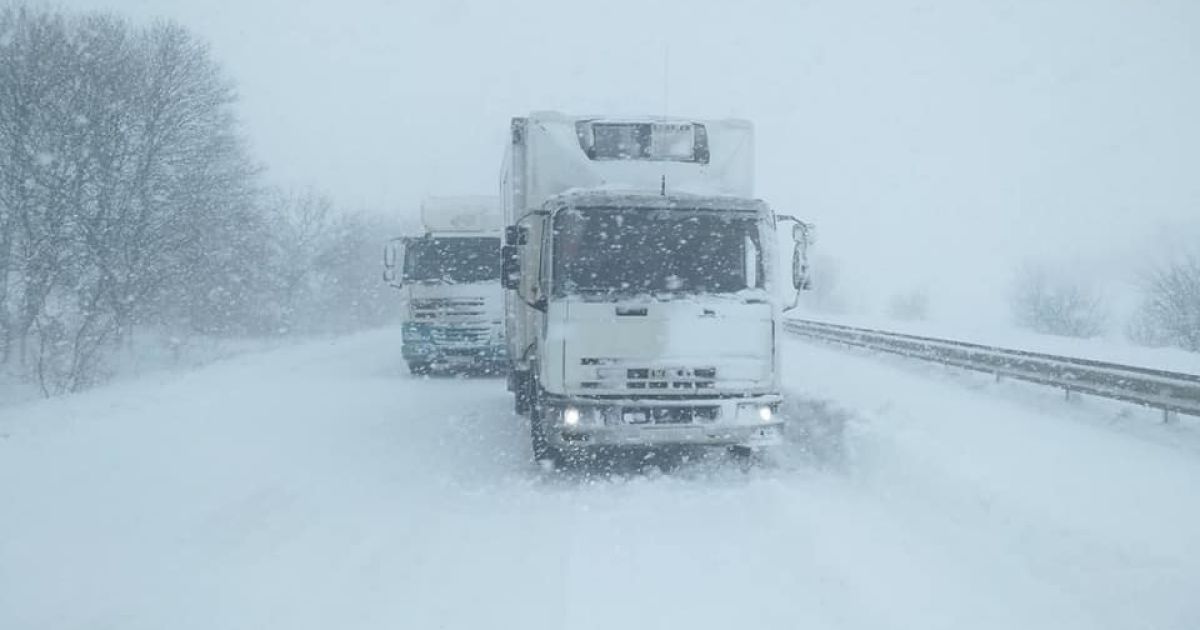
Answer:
(429, 326, 491, 345)
(411, 298, 488, 320)
(618, 406, 720, 425)
(580, 360, 718, 391)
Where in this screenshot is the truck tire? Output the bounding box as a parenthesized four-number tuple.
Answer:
(528, 381, 561, 466)
(727, 445, 757, 472)
(407, 361, 431, 376)
(512, 370, 531, 415)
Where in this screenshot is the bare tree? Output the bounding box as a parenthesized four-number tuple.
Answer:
(1129, 253, 1200, 352)
(259, 193, 404, 334)
(80, 21, 255, 345)
(309, 211, 404, 332)
(1, 4, 261, 393)
(2, 4, 405, 395)
(1011, 263, 1108, 338)
(0, 5, 82, 367)
(264, 189, 337, 332)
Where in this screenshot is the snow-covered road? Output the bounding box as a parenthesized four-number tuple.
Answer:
(2, 329, 1198, 630)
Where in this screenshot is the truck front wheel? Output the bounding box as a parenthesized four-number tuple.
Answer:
(512, 370, 531, 415)
(528, 381, 561, 466)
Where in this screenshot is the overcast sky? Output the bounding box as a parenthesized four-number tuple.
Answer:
(55, 0, 1200, 321)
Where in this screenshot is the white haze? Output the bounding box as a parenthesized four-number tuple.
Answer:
(59, 0, 1200, 323)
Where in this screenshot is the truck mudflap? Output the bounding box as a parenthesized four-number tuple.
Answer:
(539, 395, 785, 449)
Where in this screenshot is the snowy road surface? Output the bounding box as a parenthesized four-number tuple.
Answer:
(2, 329, 1199, 629)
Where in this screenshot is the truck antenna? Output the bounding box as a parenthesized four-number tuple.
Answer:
(661, 43, 670, 196)
(662, 43, 670, 120)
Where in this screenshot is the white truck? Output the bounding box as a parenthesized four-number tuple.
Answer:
(383, 196, 506, 375)
(499, 112, 811, 463)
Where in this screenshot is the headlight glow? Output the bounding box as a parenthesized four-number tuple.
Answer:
(563, 407, 581, 426)
(758, 406, 774, 422)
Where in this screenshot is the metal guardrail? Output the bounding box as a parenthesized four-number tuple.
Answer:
(784, 319, 1200, 422)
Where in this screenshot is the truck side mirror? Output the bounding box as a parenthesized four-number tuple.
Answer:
(383, 239, 405, 288)
(792, 243, 812, 291)
(383, 242, 396, 269)
(779, 218, 814, 292)
(501, 244, 520, 290)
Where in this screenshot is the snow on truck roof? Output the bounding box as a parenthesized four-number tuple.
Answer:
(552, 190, 768, 213)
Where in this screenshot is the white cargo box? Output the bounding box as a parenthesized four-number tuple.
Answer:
(503, 112, 755, 222)
(421, 196, 500, 234)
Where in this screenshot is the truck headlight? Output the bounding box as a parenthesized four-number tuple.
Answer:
(737, 403, 778, 424)
(563, 407, 581, 427)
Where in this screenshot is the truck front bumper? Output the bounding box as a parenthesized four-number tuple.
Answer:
(402, 323, 506, 366)
(540, 394, 784, 449)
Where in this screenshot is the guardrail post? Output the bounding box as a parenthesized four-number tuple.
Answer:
(1163, 409, 1178, 424)
(1064, 388, 1076, 402)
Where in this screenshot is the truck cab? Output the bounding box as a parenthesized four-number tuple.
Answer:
(500, 113, 810, 463)
(384, 197, 506, 375)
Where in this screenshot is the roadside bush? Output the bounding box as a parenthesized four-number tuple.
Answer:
(1010, 263, 1108, 338)
(1128, 253, 1200, 352)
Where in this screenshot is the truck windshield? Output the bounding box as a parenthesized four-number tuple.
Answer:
(403, 236, 499, 284)
(552, 208, 765, 299)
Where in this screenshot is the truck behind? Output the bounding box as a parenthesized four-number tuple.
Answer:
(384, 196, 506, 375)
